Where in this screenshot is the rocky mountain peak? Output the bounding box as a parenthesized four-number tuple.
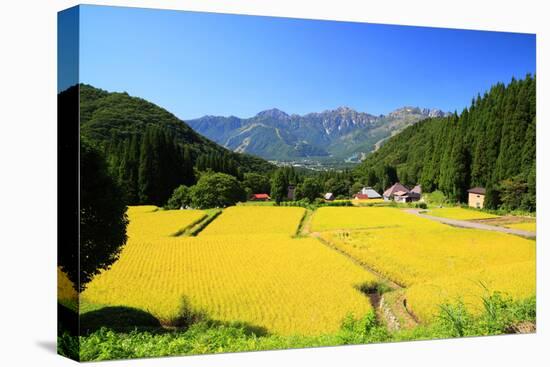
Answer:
(426, 108, 447, 118)
(388, 106, 449, 119)
(334, 106, 354, 113)
(256, 108, 290, 120)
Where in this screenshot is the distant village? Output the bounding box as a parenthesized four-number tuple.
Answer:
(250, 183, 487, 209)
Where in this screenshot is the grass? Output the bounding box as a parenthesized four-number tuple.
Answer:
(427, 207, 500, 220)
(352, 198, 385, 204)
(60, 291, 535, 361)
(237, 201, 276, 206)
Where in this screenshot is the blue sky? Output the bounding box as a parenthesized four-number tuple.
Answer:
(71, 5, 535, 120)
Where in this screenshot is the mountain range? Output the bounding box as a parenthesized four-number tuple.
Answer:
(188, 106, 449, 162)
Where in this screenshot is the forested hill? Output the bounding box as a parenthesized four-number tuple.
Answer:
(79, 84, 272, 172)
(356, 75, 536, 211)
(75, 84, 274, 205)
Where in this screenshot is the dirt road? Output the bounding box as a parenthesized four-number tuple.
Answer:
(405, 209, 536, 239)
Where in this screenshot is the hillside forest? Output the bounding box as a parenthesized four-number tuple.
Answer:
(71, 75, 535, 213)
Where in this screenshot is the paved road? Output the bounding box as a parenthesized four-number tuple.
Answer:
(405, 209, 536, 239)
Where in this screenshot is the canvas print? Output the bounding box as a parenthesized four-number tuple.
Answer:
(57, 5, 536, 362)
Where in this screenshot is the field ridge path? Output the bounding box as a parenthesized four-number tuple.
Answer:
(404, 209, 536, 239)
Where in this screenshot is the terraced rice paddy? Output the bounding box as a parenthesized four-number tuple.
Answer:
(320, 225, 535, 287)
(72, 206, 377, 336)
(60, 204, 536, 334)
(405, 261, 536, 322)
(200, 206, 306, 236)
(310, 206, 428, 231)
(128, 206, 206, 238)
(314, 207, 536, 322)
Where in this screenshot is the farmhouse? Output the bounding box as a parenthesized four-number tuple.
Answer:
(250, 193, 270, 201)
(355, 186, 382, 199)
(383, 183, 422, 202)
(467, 187, 486, 208)
(383, 182, 409, 201)
(410, 184, 422, 200)
(324, 193, 335, 201)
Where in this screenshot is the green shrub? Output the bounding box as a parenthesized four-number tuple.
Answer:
(75, 291, 536, 361)
(424, 190, 447, 205)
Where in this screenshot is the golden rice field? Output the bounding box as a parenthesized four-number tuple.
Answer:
(76, 206, 377, 336)
(311, 206, 429, 232)
(316, 207, 535, 323)
(426, 207, 500, 220)
(505, 221, 536, 232)
(60, 204, 536, 332)
(127, 205, 158, 215)
(58, 267, 78, 305)
(128, 206, 206, 238)
(200, 206, 306, 236)
(405, 261, 536, 322)
(321, 226, 535, 287)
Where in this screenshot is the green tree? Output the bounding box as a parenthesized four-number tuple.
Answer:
(442, 139, 471, 202)
(356, 75, 535, 212)
(484, 182, 501, 210)
(375, 165, 398, 193)
(165, 185, 191, 209)
(270, 169, 289, 204)
(138, 126, 161, 204)
(190, 172, 246, 209)
(499, 176, 528, 211)
(324, 177, 350, 197)
(136, 126, 191, 205)
(118, 134, 140, 204)
(521, 165, 536, 212)
(243, 173, 271, 194)
(296, 177, 322, 203)
(64, 140, 128, 291)
(350, 182, 364, 197)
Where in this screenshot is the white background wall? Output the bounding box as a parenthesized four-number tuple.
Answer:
(0, 1, 547, 366)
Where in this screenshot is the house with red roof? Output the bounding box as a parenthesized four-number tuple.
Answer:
(353, 187, 382, 200)
(250, 193, 271, 201)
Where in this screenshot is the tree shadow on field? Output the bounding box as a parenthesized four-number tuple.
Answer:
(58, 302, 79, 336)
(166, 297, 270, 337)
(78, 298, 270, 337)
(80, 306, 163, 335)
